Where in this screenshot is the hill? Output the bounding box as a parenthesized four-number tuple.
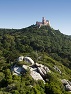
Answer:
(0, 25, 71, 93)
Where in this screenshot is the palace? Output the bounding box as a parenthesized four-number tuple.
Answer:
(36, 17, 50, 27)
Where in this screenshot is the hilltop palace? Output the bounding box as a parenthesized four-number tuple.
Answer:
(36, 17, 50, 27)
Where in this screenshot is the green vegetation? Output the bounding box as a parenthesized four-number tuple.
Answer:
(0, 25, 71, 93)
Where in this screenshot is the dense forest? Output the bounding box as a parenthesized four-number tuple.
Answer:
(0, 25, 71, 94)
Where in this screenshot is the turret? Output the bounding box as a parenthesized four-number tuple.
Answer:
(42, 17, 46, 24)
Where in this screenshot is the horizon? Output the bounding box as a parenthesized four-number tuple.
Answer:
(0, 0, 71, 35)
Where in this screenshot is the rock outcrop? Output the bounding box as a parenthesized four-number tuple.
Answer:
(61, 79, 71, 91)
(12, 56, 50, 82)
(65, 84, 71, 91)
(36, 63, 51, 77)
(61, 79, 69, 85)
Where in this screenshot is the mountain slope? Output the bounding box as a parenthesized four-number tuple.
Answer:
(0, 25, 71, 93)
(8, 25, 71, 68)
(0, 25, 71, 68)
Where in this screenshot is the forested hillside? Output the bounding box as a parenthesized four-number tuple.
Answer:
(0, 25, 71, 94)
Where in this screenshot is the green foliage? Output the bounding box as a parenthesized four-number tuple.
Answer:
(0, 25, 71, 93)
(0, 57, 6, 70)
(0, 91, 11, 94)
(0, 26, 71, 68)
(5, 69, 12, 84)
(12, 90, 19, 94)
(0, 72, 5, 81)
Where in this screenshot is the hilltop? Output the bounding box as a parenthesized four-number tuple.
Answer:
(0, 25, 71, 93)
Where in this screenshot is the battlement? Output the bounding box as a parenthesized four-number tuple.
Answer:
(36, 17, 50, 27)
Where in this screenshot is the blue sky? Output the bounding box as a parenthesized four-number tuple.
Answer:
(0, 0, 71, 35)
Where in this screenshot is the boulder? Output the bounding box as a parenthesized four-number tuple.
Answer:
(61, 79, 71, 91)
(68, 81, 71, 86)
(61, 79, 69, 85)
(22, 65, 28, 70)
(30, 70, 44, 81)
(18, 56, 24, 61)
(54, 66, 61, 74)
(65, 84, 71, 91)
(12, 65, 22, 75)
(24, 57, 34, 65)
(43, 66, 51, 73)
(36, 63, 51, 77)
(37, 67, 45, 76)
(35, 63, 43, 67)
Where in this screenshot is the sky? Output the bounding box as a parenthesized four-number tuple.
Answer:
(0, 0, 71, 35)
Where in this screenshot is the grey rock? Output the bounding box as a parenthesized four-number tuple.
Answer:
(61, 79, 69, 85)
(24, 57, 34, 65)
(18, 56, 24, 61)
(54, 66, 61, 74)
(65, 84, 71, 91)
(36, 63, 51, 77)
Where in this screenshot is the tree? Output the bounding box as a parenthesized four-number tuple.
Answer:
(5, 69, 12, 84)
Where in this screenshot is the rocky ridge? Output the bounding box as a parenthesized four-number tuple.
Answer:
(11, 56, 71, 92)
